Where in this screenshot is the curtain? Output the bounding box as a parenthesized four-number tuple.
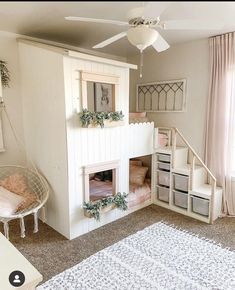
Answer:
(205, 32, 235, 216)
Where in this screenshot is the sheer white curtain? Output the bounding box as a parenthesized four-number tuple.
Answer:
(205, 32, 235, 216)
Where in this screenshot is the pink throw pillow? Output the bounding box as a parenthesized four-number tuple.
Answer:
(130, 165, 148, 186)
(0, 174, 38, 212)
(158, 133, 168, 147)
(130, 160, 143, 167)
(0, 186, 25, 216)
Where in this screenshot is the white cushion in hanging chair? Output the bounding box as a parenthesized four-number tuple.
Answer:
(0, 186, 25, 217)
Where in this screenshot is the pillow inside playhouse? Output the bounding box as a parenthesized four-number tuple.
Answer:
(130, 165, 148, 186)
(130, 160, 143, 167)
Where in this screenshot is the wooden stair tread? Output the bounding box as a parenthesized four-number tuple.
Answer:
(156, 146, 187, 155)
(191, 184, 222, 199)
(172, 164, 202, 175)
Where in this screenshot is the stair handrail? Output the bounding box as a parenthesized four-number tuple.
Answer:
(173, 127, 216, 224)
(156, 126, 216, 223)
(173, 127, 216, 183)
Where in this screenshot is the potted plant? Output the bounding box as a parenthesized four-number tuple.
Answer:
(83, 192, 128, 221)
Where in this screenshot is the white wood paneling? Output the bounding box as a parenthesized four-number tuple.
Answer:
(64, 56, 131, 238)
(64, 56, 154, 239)
(19, 40, 149, 240)
(19, 42, 70, 238)
(128, 122, 154, 158)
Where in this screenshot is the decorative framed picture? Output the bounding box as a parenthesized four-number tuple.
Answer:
(136, 79, 187, 112)
(94, 82, 113, 112)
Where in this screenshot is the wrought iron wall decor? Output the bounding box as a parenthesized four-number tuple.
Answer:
(136, 79, 186, 112)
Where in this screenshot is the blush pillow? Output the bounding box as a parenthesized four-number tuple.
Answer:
(0, 186, 25, 216)
(130, 160, 143, 167)
(0, 173, 28, 195)
(158, 133, 169, 147)
(130, 165, 148, 186)
(0, 174, 38, 212)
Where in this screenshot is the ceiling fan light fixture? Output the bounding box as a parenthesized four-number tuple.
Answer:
(127, 26, 158, 51)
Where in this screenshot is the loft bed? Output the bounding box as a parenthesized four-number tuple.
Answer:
(88, 159, 152, 208)
(128, 179, 151, 208)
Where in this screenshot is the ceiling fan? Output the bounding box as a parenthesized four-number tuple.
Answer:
(65, 2, 224, 76)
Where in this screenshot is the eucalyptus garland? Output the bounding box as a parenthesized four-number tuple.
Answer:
(80, 109, 124, 128)
(0, 60, 10, 87)
(83, 192, 128, 221)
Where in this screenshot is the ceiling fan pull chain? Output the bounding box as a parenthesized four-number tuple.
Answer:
(140, 49, 144, 78)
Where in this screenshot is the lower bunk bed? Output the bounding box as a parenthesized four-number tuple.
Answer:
(128, 157, 152, 208)
(128, 180, 151, 208)
(88, 157, 152, 208)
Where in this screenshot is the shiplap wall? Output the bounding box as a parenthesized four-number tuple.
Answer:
(19, 42, 70, 238)
(64, 57, 154, 238)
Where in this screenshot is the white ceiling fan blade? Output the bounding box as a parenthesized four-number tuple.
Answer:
(65, 16, 128, 26)
(163, 19, 224, 30)
(152, 33, 170, 52)
(143, 2, 171, 18)
(93, 32, 127, 49)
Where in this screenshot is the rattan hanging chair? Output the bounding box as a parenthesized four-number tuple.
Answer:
(0, 100, 49, 239)
(0, 165, 49, 239)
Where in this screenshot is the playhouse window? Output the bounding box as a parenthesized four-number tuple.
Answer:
(80, 71, 119, 113)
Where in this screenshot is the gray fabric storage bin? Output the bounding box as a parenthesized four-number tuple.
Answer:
(158, 154, 171, 163)
(158, 162, 170, 171)
(191, 195, 209, 216)
(157, 186, 169, 203)
(173, 190, 188, 209)
(158, 171, 170, 187)
(173, 174, 189, 192)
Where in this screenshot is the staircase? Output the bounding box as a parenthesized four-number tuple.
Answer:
(153, 127, 222, 224)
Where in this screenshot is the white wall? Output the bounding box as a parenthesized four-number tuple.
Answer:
(128, 39, 209, 158)
(0, 32, 25, 165)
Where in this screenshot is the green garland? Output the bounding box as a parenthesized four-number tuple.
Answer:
(80, 109, 124, 128)
(83, 192, 128, 221)
(0, 60, 10, 88)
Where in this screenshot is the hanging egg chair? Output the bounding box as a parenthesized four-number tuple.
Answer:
(0, 97, 49, 239)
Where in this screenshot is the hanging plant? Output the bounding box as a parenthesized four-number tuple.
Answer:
(83, 192, 128, 221)
(0, 60, 10, 88)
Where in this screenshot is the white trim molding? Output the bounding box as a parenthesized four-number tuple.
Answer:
(83, 160, 120, 202)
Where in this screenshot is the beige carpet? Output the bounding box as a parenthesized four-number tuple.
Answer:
(1, 205, 235, 284)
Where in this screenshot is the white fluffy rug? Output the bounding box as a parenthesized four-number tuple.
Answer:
(37, 222, 235, 290)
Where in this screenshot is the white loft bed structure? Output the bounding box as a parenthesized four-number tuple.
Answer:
(19, 40, 222, 240)
(19, 40, 154, 239)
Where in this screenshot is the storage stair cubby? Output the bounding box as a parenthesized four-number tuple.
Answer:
(153, 127, 223, 224)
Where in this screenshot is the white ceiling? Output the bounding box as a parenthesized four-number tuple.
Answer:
(0, 1, 235, 57)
